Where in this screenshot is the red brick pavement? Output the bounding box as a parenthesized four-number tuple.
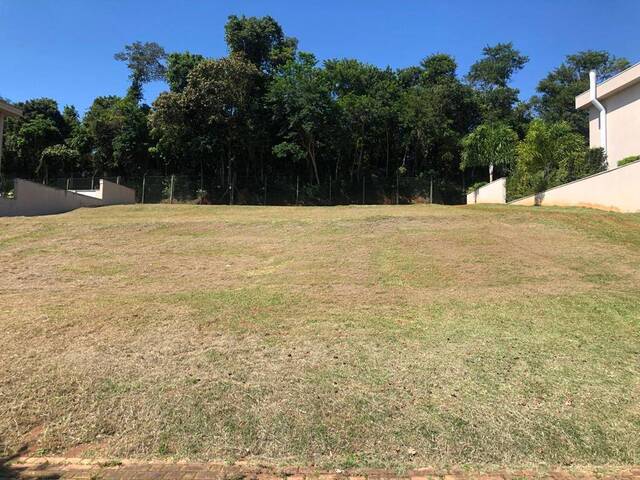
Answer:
(2, 457, 640, 480)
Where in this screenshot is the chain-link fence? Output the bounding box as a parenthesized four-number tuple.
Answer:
(1, 174, 463, 205)
(133, 174, 450, 205)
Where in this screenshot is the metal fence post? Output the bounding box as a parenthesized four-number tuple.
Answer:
(141, 174, 146, 204)
(169, 174, 175, 204)
(264, 176, 267, 206)
(430, 176, 433, 204)
(329, 175, 332, 205)
(296, 176, 299, 205)
(362, 176, 365, 205)
(396, 170, 399, 205)
(66, 178, 70, 191)
(116, 176, 121, 185)
(229, 172, 236, 205)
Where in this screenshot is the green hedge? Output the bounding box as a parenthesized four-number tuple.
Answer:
(618, 155, 640, 167)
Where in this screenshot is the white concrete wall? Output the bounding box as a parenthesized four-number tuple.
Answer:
(0, 179, 135, 217)
(70, 189, 102, 199)
(69, 180, 136, 204)
(509, 159, 640, 213)
(99, 179, 136, 205)
(466, 178, 506, 205)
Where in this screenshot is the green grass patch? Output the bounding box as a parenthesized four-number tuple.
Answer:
(1, 204, 639, 470)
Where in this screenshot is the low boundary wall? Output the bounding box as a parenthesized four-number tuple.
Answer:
(0, 179, 135, 217)
(466, 178, 506, 204)
(509, 159, 640, 213)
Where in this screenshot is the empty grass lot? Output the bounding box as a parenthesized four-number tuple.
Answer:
(1, 204, 639, 471)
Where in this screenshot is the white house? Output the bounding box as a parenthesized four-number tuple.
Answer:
(575, 63, 640, 169)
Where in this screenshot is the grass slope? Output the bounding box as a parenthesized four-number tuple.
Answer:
(1, 204, 639, 470)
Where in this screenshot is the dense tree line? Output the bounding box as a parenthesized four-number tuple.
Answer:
(0, 15, 630, 202)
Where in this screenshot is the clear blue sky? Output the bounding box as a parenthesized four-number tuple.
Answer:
(1, 0, 638, 114)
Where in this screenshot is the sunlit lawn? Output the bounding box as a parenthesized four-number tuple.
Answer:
(1, 204, 639, 470)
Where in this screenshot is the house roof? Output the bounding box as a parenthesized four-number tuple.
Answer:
(576, 62, 640, 110)
(0, 99, 23, 117)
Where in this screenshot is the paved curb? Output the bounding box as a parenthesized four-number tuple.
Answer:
(2, 457, 640, 480)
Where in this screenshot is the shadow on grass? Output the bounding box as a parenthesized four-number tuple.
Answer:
(0, 444, 60, 480)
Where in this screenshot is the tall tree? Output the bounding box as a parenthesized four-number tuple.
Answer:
(324, 59, 394, 180)
(420, 54, 457, 84)
(467, 42, 529, 125)
(268, 52, 335, 184)
(1, 98, 67, 177)
(224, 15, 297, 74)
(83, 95, 152, 175)
(181, 55, 261, 185)
(166, 52, 205, 93)
(114, 41, 167, 101)
(62, 105, 81, 139)
(400, 54, 479, 180)
(533, 51, 630, 136)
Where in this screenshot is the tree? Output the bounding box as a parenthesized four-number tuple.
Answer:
(62, 105, 81, 139)
(166, 52, 205, 93)
(149, 92, 192, 174)
(182, 55, 261, 185)
(461, 122, 518, 182)
(468, 42, 529, 89)
(83, 96, 120, 173)
(111, 101, 152, 175)
(67, 123, 94, 175)
(224, 15, 297, 74)
(324, 59, 395, 180)
(468, 42, 529, 125)
(268, 52, 335, 184)
(420, 54, 457, 84)
(38, 144, 79, 182)
(533, 51, 630, 136)
(400, 54, 479, 181)
(15, 116, 62, 176)
(115, 41, 167, 101)
(396, 66, 423, 88)
(1, 98, 67, 176)
(509, 119, 587, 198)
(153, 52, 268, 189)
(83, 95, 152, 175)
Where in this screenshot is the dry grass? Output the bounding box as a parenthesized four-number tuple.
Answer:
(1, 204, 639, 471)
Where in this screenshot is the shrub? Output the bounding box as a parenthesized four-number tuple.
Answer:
(618, 155, 640, 167)
(507, 119, 587, 200)
(583, 148, 608, 175)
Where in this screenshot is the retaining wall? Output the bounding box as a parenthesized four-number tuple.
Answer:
(466, 178, 506, 205)
(509, 160, 640, 213)
(99, 179, 136, 205)
(0, 179, 135, 217)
